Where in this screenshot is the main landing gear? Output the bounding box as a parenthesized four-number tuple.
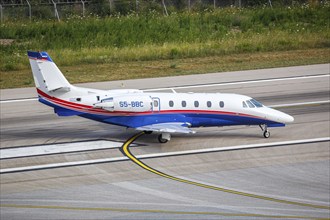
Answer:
(143, 131, 171, 143)
(259, 124, 270, 138)
(158, 133, 171, 143)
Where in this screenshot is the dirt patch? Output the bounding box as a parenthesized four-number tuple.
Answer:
(0, 39, 15, 45)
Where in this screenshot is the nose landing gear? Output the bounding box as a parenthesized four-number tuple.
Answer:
(259, 124, 270, 138)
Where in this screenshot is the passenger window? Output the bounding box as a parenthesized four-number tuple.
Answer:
(154, 100, 159, 107)
(207, 101, 212, 108)
(182, 101, 187, 107)
(169, 100, 174, 107)
(246, 100, 255, 108)
(194, 101, 199, 107)
(219, 101, 224, 108)
(243, 101, 247, 108)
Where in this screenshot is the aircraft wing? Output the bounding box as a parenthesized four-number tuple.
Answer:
(135, 122, 195, 134)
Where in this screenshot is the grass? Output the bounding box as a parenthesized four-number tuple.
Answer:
(1, 48, 328, 89)
(0, 6, 329, 89)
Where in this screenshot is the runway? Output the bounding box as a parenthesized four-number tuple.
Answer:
(0, 64, 329, 219)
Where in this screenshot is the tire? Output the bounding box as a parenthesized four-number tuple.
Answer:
(263, 130, 270, 138)
(158, 134, 168, 143)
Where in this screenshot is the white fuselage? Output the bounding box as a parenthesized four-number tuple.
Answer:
(28, 50, 294, 141)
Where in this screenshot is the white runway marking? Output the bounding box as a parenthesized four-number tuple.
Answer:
(1, 198, 326, 213)
(0, 98, 37, 104)
(269, 100, 330, 108)
(1, 74, 329, 103)
(1, 137, 328, 174)
(0, 140, 123, 159)
(144, 74, 330, 91)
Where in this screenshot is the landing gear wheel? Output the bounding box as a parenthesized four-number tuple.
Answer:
(263, 130, 270, 138)
(158, 134, 168, 143)
(144, 130, 153, 134)
(259, 124, 270, 138)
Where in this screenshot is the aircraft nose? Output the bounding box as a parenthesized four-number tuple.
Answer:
(264, 108, 294, 124)
(281, 113, 294, 123)
(273, 110, 294, 123)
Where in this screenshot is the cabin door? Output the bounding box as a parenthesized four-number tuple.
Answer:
(152, 97, 160, 112)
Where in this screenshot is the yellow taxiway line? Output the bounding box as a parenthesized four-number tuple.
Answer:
(2, 132, 329, 219)
(121, 132, 330, 210)
(1, 204, 326, 219)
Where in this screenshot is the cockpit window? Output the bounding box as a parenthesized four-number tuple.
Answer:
(242, 101, 247, 108)
(250, 99, 263, 108)
(246, 100, 255, 108)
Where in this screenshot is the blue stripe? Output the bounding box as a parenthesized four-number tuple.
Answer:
(27, 51, 53, 62)
(39, 98, 284, 128)
(81, 113, 284, 128)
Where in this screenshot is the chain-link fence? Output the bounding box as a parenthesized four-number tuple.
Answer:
(0, 0, 312, 22)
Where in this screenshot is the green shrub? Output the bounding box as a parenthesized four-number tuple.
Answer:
(0, 5, 328, 71)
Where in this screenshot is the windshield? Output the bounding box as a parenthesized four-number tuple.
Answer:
(250, 99, 263, 107)
(246, 100, 255, 108)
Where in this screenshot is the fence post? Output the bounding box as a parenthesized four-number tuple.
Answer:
(268, 0, 273, 8)
(136, 0, 139, 14)
(81, 0, 85, 17)
(108, 0, 113, 14)
(26, 0, 31, 21)
(51, 0, 60, 21)
(0, 4, 3, 23)
(162, 0, 168, 16)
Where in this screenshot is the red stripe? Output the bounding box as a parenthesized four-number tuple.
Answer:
(29, 57, 50, 61)
(37, 89, 152, 115)
(37, 89, 92, 108)
(36, 88, 263, 119)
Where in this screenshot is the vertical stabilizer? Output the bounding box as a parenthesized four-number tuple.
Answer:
(27, 51, 71, 93)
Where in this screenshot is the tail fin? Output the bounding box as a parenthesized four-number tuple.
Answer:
(27, 51, 71, 93)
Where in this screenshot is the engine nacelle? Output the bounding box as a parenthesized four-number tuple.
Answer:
(94, 95, 153, 112)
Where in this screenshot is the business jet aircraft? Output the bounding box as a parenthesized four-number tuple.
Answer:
(28, 51, 294, 143)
